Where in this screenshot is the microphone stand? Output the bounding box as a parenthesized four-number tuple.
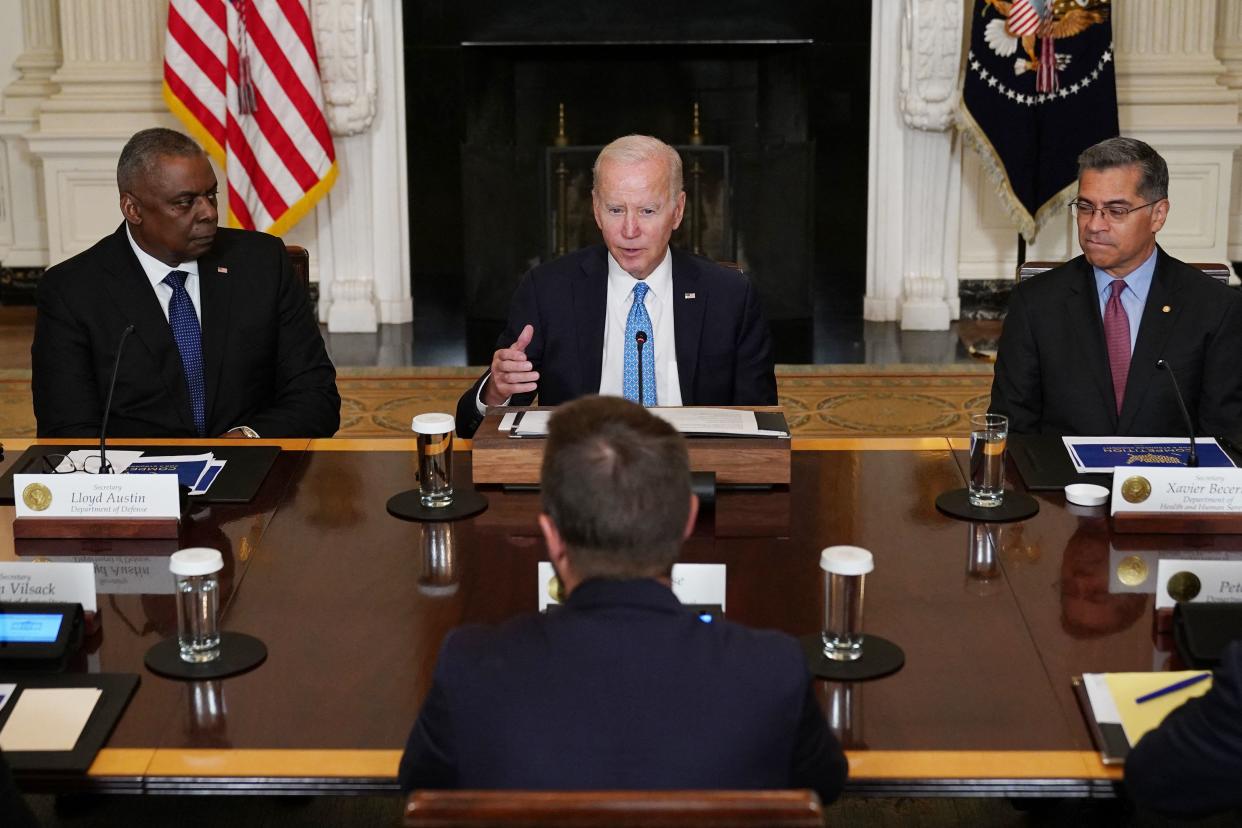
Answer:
(1156, 359, 1198, 467)
(99, 324, 136, 474)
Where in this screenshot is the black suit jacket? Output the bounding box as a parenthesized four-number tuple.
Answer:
(990, 249, 1242, 436)
(32, 224, 340, 438)
(399, 578, 847, 803)
(455, 246, 778, 437)
(1125, 640, 1242, 818)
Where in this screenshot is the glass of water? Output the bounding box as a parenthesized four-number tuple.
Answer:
(412, 413, 455, 508)
(821, 545, 873, 662)
(169, 548, 223, 664)
(968, 413, 1008, 507)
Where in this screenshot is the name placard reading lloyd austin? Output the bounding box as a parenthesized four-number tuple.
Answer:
(13, 473, 181, 520)
(1111, 468, 1242, 515)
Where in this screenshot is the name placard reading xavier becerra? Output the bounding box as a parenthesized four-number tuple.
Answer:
(13, 473, 181, 520)
(1111, 468, 1242, 515)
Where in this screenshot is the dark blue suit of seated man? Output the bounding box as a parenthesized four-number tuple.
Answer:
(455, 134, 777, 439)
(399, 396, 846, 803)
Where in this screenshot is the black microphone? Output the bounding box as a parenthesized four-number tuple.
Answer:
(635, 330, 648, 405)
(1156, 359, 1198, 467)
(98, 324, 135, 474)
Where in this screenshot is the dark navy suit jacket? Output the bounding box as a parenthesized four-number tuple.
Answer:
(455, 245, 778, 437)
(32, 224, 340, 438)
(399, 579, 847, 803)
(989, 248, 1242, 436)
(1125, 640, 1242, 817)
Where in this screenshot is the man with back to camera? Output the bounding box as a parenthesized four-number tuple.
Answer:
(1124, 640, 1242, 817)
(400, 396, 847, 802)
(989, 136, 1242, 436)
(32, 127, 340, 438)
(454, 134, 778, 438)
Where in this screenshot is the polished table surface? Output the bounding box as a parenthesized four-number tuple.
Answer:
(4, 436, 1238, 797)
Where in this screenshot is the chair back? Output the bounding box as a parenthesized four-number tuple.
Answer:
(404, 789, 825, 828)
(1017, 260, 1230, 284)
(285, 244, 311, 294)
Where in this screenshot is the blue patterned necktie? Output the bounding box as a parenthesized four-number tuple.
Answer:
(163, 270, 206, 436)
(622, 281, 657, 406)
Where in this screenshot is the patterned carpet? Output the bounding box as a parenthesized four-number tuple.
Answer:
(0, 365, 994, 438)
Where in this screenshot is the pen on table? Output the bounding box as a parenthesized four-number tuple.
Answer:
(1135, 672, 1212, 704)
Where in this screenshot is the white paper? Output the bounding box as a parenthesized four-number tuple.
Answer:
(511, 411, 552, 437)
(512, 407, 786, 438)
(0, 684, 15, 714)
(498, 412, 518, 432)
(0, 687, 101, 751)
(1082, 673, 1121, 724)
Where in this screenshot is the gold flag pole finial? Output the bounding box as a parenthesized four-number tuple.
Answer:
(689, 102, 703, 146)
(554, 102, 569, 148)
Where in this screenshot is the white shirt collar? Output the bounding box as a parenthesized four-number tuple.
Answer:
(606, 247, 672, 306)
(125, 223, 200, 289)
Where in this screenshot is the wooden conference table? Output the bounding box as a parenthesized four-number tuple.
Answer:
(3, 435, 1235, 798)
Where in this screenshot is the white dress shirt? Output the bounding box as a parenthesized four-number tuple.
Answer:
(125, 223, 202, 322)
(475, 247, 684, 414)
(598, 249, 682, 405)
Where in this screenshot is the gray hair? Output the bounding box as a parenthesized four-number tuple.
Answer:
(117, 128, 206, 192)
(593, 134, 683, 200)
(1077, 137, 1169, 201)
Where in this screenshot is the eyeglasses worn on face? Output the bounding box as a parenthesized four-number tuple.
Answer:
(1068, 200, 1161, 222)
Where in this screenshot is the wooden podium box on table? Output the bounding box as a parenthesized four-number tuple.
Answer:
(470, 407, 791, 486)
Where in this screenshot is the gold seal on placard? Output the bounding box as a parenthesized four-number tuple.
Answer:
(1167, 571, 1202, 603)
(1116, 555, 1149, 587)
(1120, 475, 1152, 504)
(21, 482, 52, 512)
(548, 574, 564, 604)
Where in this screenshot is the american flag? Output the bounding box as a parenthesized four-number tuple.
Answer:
(1007, 0, 1046, 37)
(162, 0, 337, 235)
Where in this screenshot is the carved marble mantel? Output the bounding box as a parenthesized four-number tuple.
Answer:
(866, 0, 963, 329)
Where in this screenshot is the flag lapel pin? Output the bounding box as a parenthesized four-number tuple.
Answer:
(217, 266, 228, 274)
(684, 292, 696, 299)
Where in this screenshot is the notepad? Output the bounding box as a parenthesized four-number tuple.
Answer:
(0, 687, 101, 751)
(1104, 672, 1214, 746)
(1077, 671, 1214, 762)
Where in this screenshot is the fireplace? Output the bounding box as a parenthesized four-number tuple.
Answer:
(404, 1, 872, 363)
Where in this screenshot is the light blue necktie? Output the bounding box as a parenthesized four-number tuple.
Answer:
(622, 281, 657, 406)
(163, 270, 206, 436)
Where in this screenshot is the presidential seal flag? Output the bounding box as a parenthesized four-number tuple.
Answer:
(957, 0, 1118, 241)
(163, 0, 337, 235)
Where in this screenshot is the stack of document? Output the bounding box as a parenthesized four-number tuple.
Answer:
(504, 408, 788, 438)
(1062, 437, 1236, 474)
(52, 451, 225, 495)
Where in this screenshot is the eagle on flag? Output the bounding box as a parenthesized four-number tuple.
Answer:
(981, 0, 1109, 92)
(957, 0, 1117, 241)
